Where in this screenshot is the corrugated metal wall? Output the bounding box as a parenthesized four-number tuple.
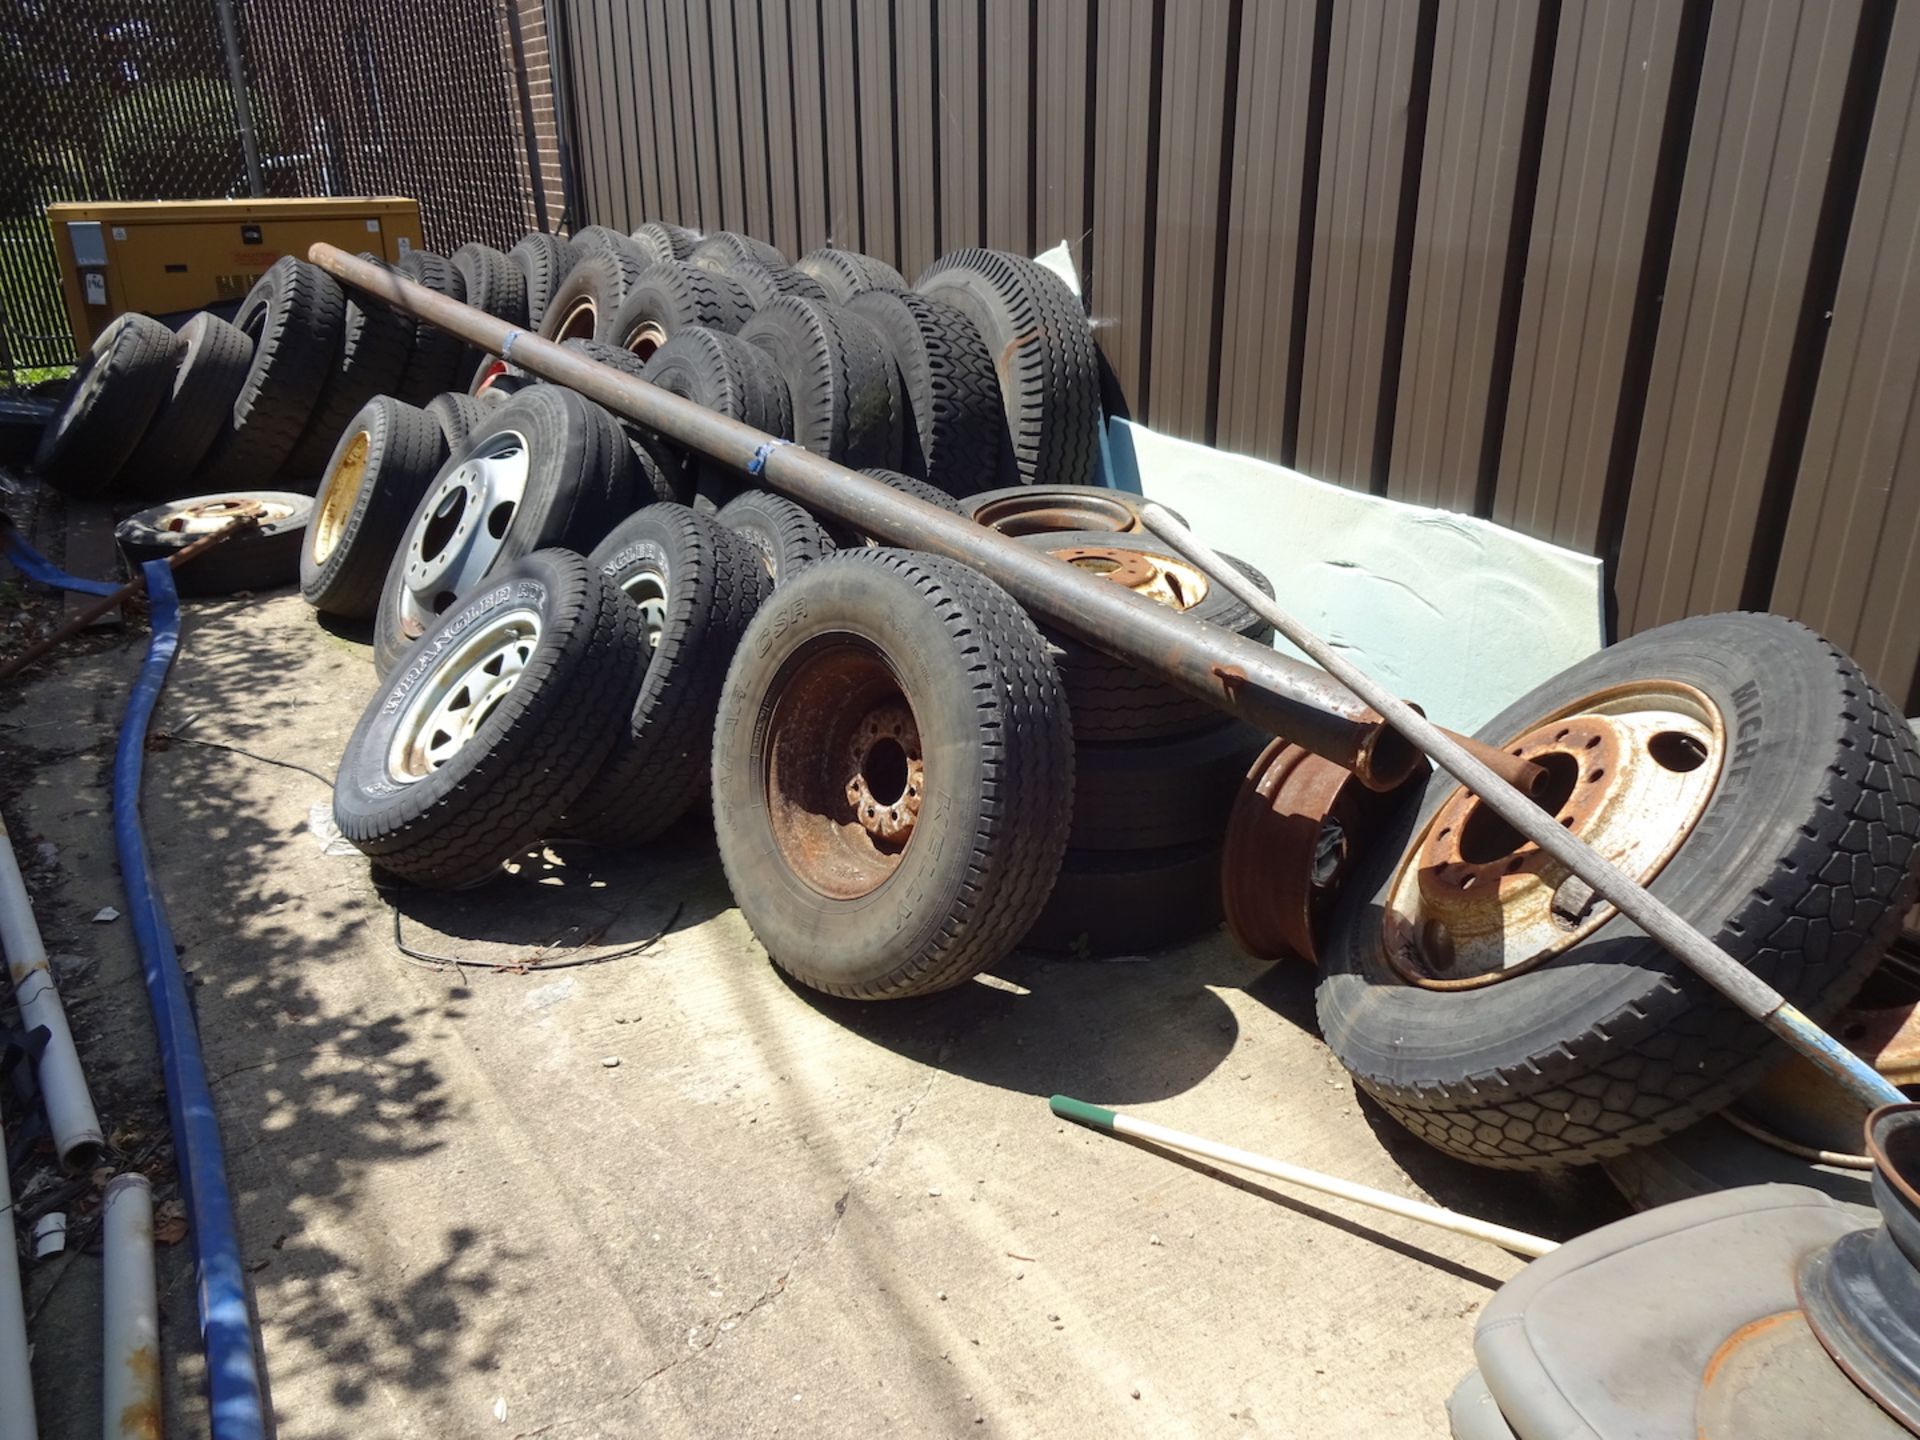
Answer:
(554, 0, 1920, 711)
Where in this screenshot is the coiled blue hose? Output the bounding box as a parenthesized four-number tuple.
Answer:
(112, 558, 266, 1440)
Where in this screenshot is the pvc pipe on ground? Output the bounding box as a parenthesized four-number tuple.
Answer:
(113, 560, 264, 1440)
(0, 814, 105, 1171)
(0, 1095, 40, 1440)
(1138, 503, 1907, 1113)
(1052, 1096, 1558, 1259)
(102, 1174, 162, 1440)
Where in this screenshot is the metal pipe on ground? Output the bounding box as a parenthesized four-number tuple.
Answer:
(0, 1093, 39, 1440)
(102, 1174, 162, 1440)
(0, 814, 104, 1171)
(1051, 1096, 1558, 1258)
(308, 243, 1440, 790)
(1137, 502, 1907, 1113)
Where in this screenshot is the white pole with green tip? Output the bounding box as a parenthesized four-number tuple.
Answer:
(1051, 1096, 1559, 1259)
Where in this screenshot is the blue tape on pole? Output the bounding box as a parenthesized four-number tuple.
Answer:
(748, 438, 792, 476)
(500, 328, 523, 360)
(1, 527, 120, 596)
(113, 558, 267, 1440)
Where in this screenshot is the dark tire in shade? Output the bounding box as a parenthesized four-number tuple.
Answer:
(639, 327, 793, 508)
(333, 549, 648, 889)
(510, 231, 580, 331)
(199, 258, 346, 491)
(451, 243, 530, 327)
(372, 385, 635, 675)
(1023, 841, 1224, 956)
(714, 491, 835, 586)
(537, 249, 655, 345)
(915, 248, 1100, 487)
(604, 260, 755, 360)
(1318, 612, 1920, 1171)
(818, 466, 964, 549)
(712, 549, 1075, 997)
(557, 338, 687, 500)
(37, 313, 184, 495)
(424, 392, 488, 452)
(282, 256, 419, 480)
(561, 505, 772, 845)
(300, 396, 449, 618)
(389, 251, 471, 405)
(689, 231, 787, 273)
(123, 312, 251, 496)
(115, 491, 313, 597)
(796, 246, 908, 304)
(1011, 529, 1273, 742)
(849, 287, 1010, 496)
(1067, 720, 1268, 851)
(738, 295, 900, 470)
(630, 220, 701, 265)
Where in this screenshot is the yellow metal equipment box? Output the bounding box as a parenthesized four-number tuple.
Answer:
(46, 196, 424, 350)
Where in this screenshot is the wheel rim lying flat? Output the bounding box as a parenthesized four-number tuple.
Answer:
(395, 429, 530, 647)
(385, 607, 542, 783)
(161, 496, 292, 534)
(764, 637, 927, 900)
(311, 429, 371, 565)
(1380, 680, 1725, 989)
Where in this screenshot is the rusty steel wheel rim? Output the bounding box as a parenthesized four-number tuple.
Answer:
(974, 491, 1147, 536)
(763, 637, 927, 901)
(1222, 739, 1416, 964)
(311, 429, 372, 565)
(1380, 679, 1726, 990)
(1043, 543, 1210, 611)
(161, 496, 282, 534)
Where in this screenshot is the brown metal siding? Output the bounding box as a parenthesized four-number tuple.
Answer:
(557, 0, 1920, 711)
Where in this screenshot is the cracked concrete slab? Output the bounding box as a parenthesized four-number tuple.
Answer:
(2, 588, 1627, 1438)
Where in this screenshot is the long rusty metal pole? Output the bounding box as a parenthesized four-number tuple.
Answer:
(0, 516, 255, 682)
(312, 243, 1423, 786)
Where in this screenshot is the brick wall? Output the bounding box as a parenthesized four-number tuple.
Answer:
(505, 0, 569, 234)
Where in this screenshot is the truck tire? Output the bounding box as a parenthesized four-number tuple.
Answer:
(123, 312, 252, 496)
(200, 258, 346, 491)
(334, 549, 648, 888)
(510, 231, 580, 330)
(849, 288, 1009, 496)
(452, 243, 530, 327)
(728, 261, 830, 311)
(538, 249, 654, 345)
(558, 339, 686, 499)
(604, 260, 755, 360)
(1023, 841, 1223, 956)
(562, 505, 772, 844)
(714, 491, 835, 585)
(373, 385, 635, 674)
(739, 295, 900, 469)
(797, 247, 907, 304)
(916, 248, 1100, 487)
(713, 548, 1074, 996)
(630, 220, 700, 264)
(639, 328, 792, 507)
(1012, 530, 1273, 741)
(1068, 721, 1268, 851)
(818, 466, 965, 548)
(116, 491, 312, 597)
(1317, 613, 1920, 1170)
(301, 397, 449, 618)
(282, 261, 419, 481)
(37, 313, 186, 495)
(388, 251, 470, 404)
(689, 231, 787, 273)
(424, 392, 487, 452)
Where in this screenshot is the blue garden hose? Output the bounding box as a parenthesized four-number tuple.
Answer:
(0, 523, 120, 595)
(112, 558, 266, 1440)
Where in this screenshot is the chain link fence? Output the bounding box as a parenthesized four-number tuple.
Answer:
(1, 0, 553, 376)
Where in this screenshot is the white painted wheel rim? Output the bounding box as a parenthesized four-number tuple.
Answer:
(396, 429, 531, 644)
(386, 607, 542, 783)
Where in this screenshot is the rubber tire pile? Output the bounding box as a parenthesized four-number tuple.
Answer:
(33, 221, 1920, 1190)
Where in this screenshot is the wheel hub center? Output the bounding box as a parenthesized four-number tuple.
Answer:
(844, 704, 924, 843)
(1046, 545, 1210, 611)
(1382, 683, 1723, 988)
